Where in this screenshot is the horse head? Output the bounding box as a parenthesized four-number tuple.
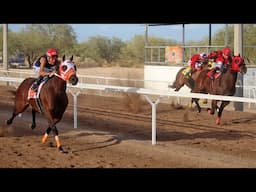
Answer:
(55, 55, 79, 85)
(231, 54, 247, 74)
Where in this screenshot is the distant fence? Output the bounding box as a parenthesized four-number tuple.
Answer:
(145, 45, 256, 66)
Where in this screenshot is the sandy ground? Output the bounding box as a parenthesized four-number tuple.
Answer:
(1, 67, 256, 168)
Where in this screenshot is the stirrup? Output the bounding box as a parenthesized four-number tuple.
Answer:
(31, 84, 38, 91)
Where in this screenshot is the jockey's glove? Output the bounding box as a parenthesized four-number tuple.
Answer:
(49, 72, 55, 77)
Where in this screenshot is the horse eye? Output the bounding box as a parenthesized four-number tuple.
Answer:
(62, 65, 67, 71)
(74, 65, 77, 71)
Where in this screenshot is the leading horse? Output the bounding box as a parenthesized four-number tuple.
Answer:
(191, 55, 247, 125)
(6, 55, 79, 152)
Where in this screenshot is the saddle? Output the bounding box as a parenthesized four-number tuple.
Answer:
(27, 76, 52, 113)
(28, 82, 45, 100)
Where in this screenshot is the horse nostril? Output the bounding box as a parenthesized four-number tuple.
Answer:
(70, 76, 78, 85)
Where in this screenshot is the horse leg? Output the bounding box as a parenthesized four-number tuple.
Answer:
(41, 127, 52, 144)
(6, 104, 29, 125)
(31, 109, 36, 130)
(215, 101, 230, 125)
(169, 80, 184, 91)
(207, 100, 218, 115)
(174, 83, 184, 92)
(191, 98, 201, 113)
(41, 118, 64, 152)
(52, 126, 64, 152)
(169, 71, 186, 91)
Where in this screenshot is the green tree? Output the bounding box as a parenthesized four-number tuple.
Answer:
(85, 36, 125, 63)
(7, 24, 77, 68)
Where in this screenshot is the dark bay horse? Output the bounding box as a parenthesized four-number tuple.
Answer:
(191, 55, 247, 125)
(169, 61, 210, 91)
(6, 55, 79, 152)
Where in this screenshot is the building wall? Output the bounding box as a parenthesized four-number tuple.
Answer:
(144, 65, 190, 93)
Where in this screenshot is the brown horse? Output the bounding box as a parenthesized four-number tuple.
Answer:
(6, 55, 79, 152)
(191, 55, 247, 125)
(169, 61, 210, 91)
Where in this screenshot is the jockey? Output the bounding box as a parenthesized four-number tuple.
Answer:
(210, 47, 232, 80)
(31, 48, 59, 91)
(184, 52, 208, 78)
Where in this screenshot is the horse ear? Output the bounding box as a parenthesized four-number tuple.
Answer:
(62, 55, 65, 61)
(70, 55, 73, 61)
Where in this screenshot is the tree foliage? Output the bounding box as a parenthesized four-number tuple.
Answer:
(5, 24, 77, 67)
(3, 24, 256, 68)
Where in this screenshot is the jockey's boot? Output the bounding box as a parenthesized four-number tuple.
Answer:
(31, 76, 43, 91)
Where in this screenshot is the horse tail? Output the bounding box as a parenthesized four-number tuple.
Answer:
(168, 80, 176, 89)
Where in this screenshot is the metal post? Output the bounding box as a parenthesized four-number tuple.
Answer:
(3, 24, 9, 86)
(3, 24, 8, 71)
(209, 24, 212, 48)
(145, 24, 148, 64)
(234, 24, 244, 111)
(144, 95, 162, 145)
(225, 24, 229, 47)
(182, 24, 185, 65)
(68, 89, 80, 129)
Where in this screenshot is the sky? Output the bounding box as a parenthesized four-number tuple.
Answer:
(8, 24, 226, 43)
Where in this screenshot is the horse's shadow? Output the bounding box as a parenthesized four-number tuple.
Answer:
(4, 105, 256, 151)
(75, 113, 255, 144)
(157, 129, 246, 142)
(62, 131, 122, 153)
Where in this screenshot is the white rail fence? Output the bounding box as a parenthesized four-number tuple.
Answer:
(2, 69, 256, 110)
(1, 76, 256, 145)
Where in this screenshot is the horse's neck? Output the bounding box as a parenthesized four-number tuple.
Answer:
(220, 69, 238, 91)
(52, 76, 67, 91)
(226, 68, 238, 81)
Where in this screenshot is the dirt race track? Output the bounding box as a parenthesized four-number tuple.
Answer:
(1, 83, 256, 168)
(1, 65, 256, 168)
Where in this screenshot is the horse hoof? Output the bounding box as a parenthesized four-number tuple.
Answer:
(216, 118, 221, 125)
(31, 124, 36, 130)
(6, 119, 12, 125)
(207, 108, 214, 115)
(58, 146, 68, 153)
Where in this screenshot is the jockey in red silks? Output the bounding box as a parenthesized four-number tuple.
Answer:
(183, 52, 208, 78)
(209, 47, 233, 80)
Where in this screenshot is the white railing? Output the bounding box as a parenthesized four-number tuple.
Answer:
(1, 76, 256, 145)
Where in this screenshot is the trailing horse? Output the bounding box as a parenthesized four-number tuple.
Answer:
(169, 61, 210, 91)
(191, 55, 247, 125)
(6, 55, 79, 152)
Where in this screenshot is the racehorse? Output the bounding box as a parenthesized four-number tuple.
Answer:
(169, 61, 210, 91)
(190, 54, 247, 125)
(6, 55, 79, 152)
